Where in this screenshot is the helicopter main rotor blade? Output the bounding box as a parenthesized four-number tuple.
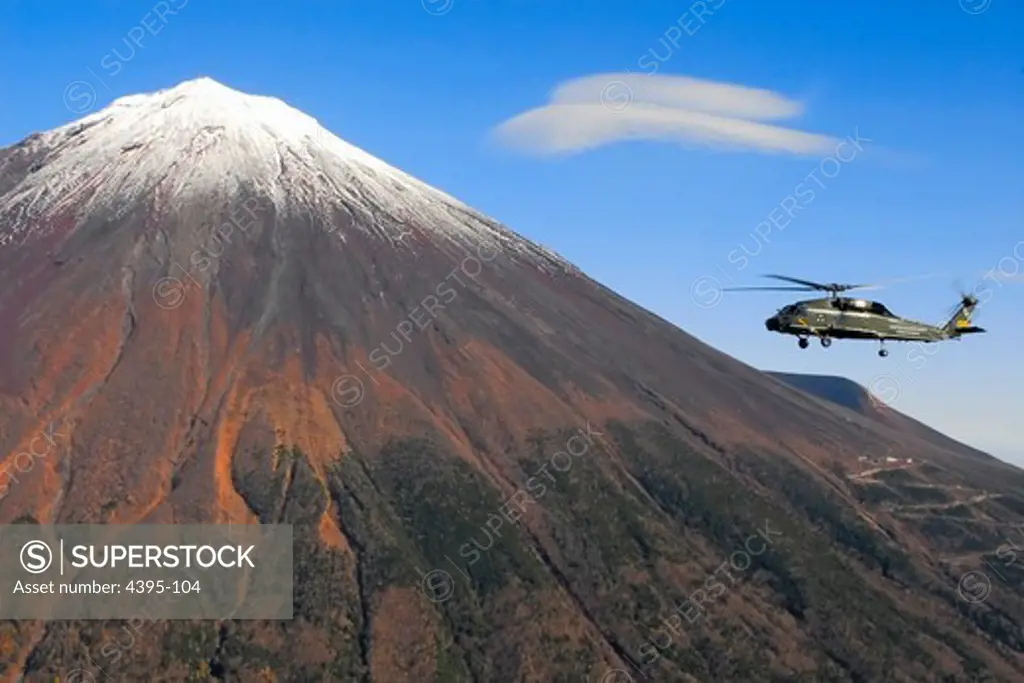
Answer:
(732, 272, 948, 298)
(761, 274, 831, 290)
(722, 286, 816, 292)
(762, 274, 872, 292)
(847, 272, 948, 291)
(871, 272, 947, 288)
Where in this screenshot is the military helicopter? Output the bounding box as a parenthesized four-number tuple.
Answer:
(725, 274, 986, 357)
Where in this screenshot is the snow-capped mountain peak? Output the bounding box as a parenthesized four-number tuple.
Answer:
(1, 77, 575, 273)
(84, 76, 398, 170)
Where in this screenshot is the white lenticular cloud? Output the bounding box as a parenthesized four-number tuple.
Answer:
(551, 73, 804, 121)
(493, 73, 840, 157)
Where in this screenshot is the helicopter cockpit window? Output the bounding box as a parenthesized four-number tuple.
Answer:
(870, 302, 895, 317)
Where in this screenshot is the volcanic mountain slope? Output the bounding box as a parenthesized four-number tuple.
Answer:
(766, 372, 998, 462)
(2, 78, 1024, 682)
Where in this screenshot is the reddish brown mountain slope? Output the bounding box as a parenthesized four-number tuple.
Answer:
(2, 79, 1024, 682)
(766, 372, 997, 462)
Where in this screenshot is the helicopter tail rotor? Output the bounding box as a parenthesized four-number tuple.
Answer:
(942, 270, 1024, 323)
(939, 277, 987, 327)
(940, 286, 984, 336)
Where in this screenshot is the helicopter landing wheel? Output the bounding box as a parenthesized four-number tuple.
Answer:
(878, 348, 888, 357)
(820, 337, 832, 348)
(798, 337, 809, 349)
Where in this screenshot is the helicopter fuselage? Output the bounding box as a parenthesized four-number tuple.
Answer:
(764, 297, 972, 343)
(725, 274, 986, 356)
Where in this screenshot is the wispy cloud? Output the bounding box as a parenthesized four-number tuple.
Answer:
(492, 73, 842, 157)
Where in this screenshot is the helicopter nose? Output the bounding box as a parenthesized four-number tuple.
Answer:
(766, 316, 780, 332)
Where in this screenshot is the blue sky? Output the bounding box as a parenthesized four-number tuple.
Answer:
(1, 0, 1021, 462)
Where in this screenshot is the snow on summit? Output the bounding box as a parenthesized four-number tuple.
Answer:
(12, 78, 465, 218)
(1, 77, 575, 271)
